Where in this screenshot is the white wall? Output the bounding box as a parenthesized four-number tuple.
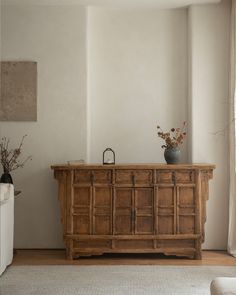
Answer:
(1, 5, 87, 248)
(88, 8, 189, 164)
(88, 4, 231, 249)
(189, 0, 231, 249)
(0, 1, 231, 249)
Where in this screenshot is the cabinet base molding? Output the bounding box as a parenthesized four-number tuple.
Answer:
(66, 236, 198, 259)
(52, 163, 215, 260)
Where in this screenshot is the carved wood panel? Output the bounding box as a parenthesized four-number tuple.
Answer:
(73, 187, 91, 234)
(93, 186, 112, 235)
(74, 169, 112, 185)
(157, 185, 175, 235)
(177, 185, 196, 234)
(114, 188, 133, 234)
(115, 170, 153, 186)
(52, 164, 215, 260)
(135, 188, 154, 234)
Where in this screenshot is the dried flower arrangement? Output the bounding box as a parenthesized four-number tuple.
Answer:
(157, 122, 187, 149)
(0, 135, 32, 174)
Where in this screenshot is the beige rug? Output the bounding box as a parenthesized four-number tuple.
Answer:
(1, 265, 236, 295)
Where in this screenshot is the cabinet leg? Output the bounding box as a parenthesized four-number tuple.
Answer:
(66, 240, 74, 260)
(194, 251, 202, 260)
(195, 239, 202, 260)
(66, 247, 73, 260)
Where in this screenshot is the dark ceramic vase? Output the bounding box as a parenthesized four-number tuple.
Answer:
(0, 172, 13, 184)
(164, 147, 181, 164)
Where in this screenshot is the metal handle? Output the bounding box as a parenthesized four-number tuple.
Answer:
(190, 171, 193, 182)
(172, 172, 176, 185)
(132, 209, 136, 221)
(91, 172, 96, 184)
(132, 175, 136, 186)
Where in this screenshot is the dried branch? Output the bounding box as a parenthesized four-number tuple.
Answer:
(211, 117, 235, 136)
(157, 122, 187, 149)
(0, 135, 32, 173)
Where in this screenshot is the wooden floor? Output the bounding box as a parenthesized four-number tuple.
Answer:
(12, 250, 236, 266)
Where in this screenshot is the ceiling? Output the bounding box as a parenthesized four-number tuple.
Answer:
(1, 0, 221, 8)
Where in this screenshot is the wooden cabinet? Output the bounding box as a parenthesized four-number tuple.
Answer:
(52, 164, 214, 260)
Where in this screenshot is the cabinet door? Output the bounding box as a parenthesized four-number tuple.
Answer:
(73, 187, 92, 234)
(156, 185, 175, 235)
(177, 185, 196, 234)
(114, 188, 133, 234)
(93, 186, 112, 235)
(134, 188, 154, 234)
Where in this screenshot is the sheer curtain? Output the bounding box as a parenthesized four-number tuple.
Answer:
(228, 0, 236, 256)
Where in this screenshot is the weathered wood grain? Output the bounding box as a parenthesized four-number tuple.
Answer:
(52, 164, 215, 260)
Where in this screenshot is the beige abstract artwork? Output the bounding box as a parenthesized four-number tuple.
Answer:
(0, 62, 37, 121)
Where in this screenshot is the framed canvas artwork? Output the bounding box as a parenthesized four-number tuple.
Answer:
(0, 62, 37, 121)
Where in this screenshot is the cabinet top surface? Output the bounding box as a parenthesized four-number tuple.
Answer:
(51, 163, 215, 170)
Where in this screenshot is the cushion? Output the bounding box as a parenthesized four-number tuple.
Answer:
(211, 277, 236, 295)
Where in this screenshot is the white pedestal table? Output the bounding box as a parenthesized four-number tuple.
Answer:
(0, 183, 14, 276)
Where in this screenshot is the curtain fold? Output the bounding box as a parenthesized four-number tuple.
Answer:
(228, 0, 236, 256)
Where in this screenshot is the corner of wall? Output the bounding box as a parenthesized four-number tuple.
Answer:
(86, 6, 91, 163)
(187, 6, 193, 163)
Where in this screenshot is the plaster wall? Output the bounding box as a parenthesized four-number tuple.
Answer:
(0, 5, 87, 247)
(88, 8, 189, 164)
(0, 1, 231, 249)
(189, 0, 230, 249)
